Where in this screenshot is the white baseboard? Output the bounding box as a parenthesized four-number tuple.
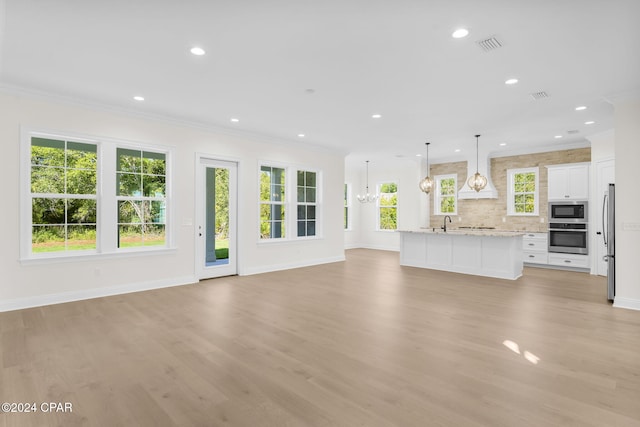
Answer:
(613, 297, 640, 311)
(241, 255, 345, 276)
(345, 244, 399, 252)
(0, 276, 197, 313)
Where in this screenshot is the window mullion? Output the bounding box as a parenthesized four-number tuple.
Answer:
(100, 144, 118, 252)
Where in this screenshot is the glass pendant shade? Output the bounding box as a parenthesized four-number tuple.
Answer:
(357, 160, 378, 203)
(467, 134, 487, 192)
(419, 141, 434, 194)
(467, 172, 487, 192)
(419, 176, 434, 193)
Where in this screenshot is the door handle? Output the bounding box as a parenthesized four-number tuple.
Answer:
(602, 194, 608, 246)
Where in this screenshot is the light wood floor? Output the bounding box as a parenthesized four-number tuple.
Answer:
(2, 249, 640, 427)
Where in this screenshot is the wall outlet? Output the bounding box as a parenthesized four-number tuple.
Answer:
(458, 216, 462, 222)
(502, 217, 506, 223)
(623, 222, 640, 231)
(540, 217, 545, 223)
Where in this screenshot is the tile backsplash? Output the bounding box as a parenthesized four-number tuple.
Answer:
(429, 148, 591, 232)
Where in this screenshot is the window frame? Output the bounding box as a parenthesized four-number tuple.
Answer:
(257, 161, 323, 243)
(344, 183, 352, 231)
(116, 147, 169, 250)
(29, 136, 99, 256)
(295, 169, 319, 239)
(507, 167, 539, 216)
(20, 128, 173, 262)
(434, 174, 458, 215)
(376, 181, 398, 231)
(259, 164, 287, 240)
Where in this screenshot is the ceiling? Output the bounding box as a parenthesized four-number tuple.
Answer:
(1, 0, 639, 163)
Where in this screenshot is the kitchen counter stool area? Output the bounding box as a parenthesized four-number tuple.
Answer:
(398, 230, 524, 280)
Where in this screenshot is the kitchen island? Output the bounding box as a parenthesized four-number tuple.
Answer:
(398, 229, 524, 280)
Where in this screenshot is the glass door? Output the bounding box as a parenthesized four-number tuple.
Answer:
(196, 157, 237, 279)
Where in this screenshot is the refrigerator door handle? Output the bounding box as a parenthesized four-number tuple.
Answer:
(602, 194, 608, 246)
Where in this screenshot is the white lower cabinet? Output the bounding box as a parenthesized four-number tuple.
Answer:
(548, 253, 590, 269)
(523, 232, 548, 265)
(522, 232, 589, 270)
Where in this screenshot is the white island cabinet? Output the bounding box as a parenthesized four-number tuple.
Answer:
(398, 230, 524, 280)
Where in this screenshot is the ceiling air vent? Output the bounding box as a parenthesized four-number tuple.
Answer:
(476, 36, 502, 52)
(567, 130, 580, 134)
(530, 91, 549, 100)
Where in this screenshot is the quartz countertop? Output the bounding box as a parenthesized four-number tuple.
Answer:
(397, 228, 525, 237)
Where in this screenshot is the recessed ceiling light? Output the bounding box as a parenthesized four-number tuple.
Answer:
(499, 143, 507, 146)
(454, 149, 461, 153)
(230, 118, 239, 123)
(585, 121, 595, 125)
(452, 28, 469, 39)
(297, 134, 305, 138)
(554, 135, 563, 139)
(133, 96, 144, 101)
(371, 114, 382, 119)
(505, 78, 519, 85)
(416, 154, 422, 157)
(575, 106, 587, 111)
(190, 47, 205, 56)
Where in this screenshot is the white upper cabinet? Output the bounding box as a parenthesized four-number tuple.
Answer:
(547, 163, 590, 200)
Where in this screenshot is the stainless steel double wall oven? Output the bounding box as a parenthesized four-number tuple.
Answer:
(548, 201, 588, 255)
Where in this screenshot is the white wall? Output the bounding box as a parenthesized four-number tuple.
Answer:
(613, 99, 640, 310)
(0, 91, 346, 311)
(344, 159, 362, 249)
(587, 129, 615, 161)
(587, 129, 615, 275)
(345, 156, 423, 251)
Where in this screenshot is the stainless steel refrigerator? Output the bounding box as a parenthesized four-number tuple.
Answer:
(603, 183, 615, 301)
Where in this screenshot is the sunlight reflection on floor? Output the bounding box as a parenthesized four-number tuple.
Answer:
(503, 339, 540, 365)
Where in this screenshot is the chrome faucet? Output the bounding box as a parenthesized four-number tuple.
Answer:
(442, 215, 452, 232)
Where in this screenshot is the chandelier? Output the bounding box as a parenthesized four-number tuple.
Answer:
(419, 142, 434, 194)
(357, 160, 378, 203)
(467, 134, 487, 192)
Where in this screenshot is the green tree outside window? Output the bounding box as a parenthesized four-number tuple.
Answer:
(378, 182, 398, 230)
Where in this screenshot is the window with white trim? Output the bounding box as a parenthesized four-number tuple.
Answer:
(259, 165, 286, 239)
(507, 167, 539, 215)
(258, 164, 322, 241)
(30, 137, 98, 253)
(434, 174, 457, 215)
(296, 170, 317, 237)
(23, 131, 171, 260)
(344, 183, 351, 230)
(116, 149, 167, 247)
(377, 182, 398, 230)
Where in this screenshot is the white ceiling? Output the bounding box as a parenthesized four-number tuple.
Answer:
(1, 0, 639, 162)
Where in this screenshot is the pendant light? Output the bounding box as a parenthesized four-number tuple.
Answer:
(357, 160, 378, 203)
(419, 142, 434, 194)
(467, 134, 488, 192)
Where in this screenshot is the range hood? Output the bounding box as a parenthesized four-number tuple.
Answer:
(458, 145, 498, 199)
